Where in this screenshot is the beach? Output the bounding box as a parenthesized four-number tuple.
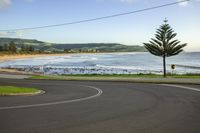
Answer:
(0, 52, 200, 75)
(0, 54, 67, 74)
(0, 54, 67, 62)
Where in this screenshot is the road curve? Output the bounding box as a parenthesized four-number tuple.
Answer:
(0, 78, 200, 133)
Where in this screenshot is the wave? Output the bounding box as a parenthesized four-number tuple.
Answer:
(0, 52, 200, 74)
(0, 65, 161, 74)
(175, 64, 200, 69)
(95, 64, 139, 70)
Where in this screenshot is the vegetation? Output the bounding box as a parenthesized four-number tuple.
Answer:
(0, 37, 146, 54)
(143, 19, 187, 77)
(0, 41, 35, 54)
(0, 86, 40, 95)
(31, 73, 200, 79)
(8, 41, 17, 53)
(56, 43, 146, 53)
(29, 74, 200, 85)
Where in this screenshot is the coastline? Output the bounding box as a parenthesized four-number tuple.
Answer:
(0, 52, 139, 63)
(0, 53, 67, 74)
(0, 53, 68, 63)
(0, 52, 199, 75)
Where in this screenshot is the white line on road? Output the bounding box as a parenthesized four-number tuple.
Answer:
(0, 85, 103, 110)
(160, 84, 200, 92)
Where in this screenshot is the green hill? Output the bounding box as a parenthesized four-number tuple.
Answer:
(0, 38, 146, 53)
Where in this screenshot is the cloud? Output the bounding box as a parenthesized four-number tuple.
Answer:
(0, 30, 26, 37)
(0, 31, 17, 37)
(0, 0, 11, 9)
(177, 0, 200, 7)
(0, 0, 33, 10)
(0, 31, 9, 36)
(177, 0, 189, 7)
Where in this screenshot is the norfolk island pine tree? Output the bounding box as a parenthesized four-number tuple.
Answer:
(143, 19, 187, 77)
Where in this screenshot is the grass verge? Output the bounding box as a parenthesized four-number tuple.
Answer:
(31, 74, 200, 79)
(30, 74, 161, 80)
(30, 74, 200, 85)
(0, 86, 40, 96)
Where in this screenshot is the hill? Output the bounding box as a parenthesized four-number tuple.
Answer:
(0, 38, 146, 53)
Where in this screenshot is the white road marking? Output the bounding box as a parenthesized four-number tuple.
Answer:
(160, 84, 200, 92)
(0, 85, 103, 110)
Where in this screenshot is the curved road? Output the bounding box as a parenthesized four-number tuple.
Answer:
(0, 78, 200, 133)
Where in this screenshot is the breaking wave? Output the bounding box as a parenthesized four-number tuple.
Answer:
(0, 52, 200, 74)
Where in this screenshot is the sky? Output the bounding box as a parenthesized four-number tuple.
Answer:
(0, 0, 200, 51)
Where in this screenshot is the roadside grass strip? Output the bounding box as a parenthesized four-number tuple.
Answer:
(31, 74, 200, 80)
(0, 86, 41, 96)
(29, 74, 200, 85)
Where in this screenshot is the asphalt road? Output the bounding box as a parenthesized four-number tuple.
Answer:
(0, 78, 200, 133)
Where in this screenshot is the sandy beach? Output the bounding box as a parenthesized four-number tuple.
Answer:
(0, 52, 200, 75)
(0, 54, 67, 74)
(0, 54, 67, 62)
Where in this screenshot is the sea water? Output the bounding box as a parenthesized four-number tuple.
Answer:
(0, 52, 199, 74)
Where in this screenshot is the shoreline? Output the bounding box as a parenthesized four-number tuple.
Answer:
(0, 53, 67, 74)
(0, 53, 68, 63)
(0, 52, 199, 76)
(0, 52, 144, 75)
(0, 52, 144, 63)
(0, 51, 198, 63)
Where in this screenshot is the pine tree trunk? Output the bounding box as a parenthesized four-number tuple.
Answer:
(163, 55, 166, 77)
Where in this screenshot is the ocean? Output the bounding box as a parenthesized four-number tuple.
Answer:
(0, 52, 200, 74)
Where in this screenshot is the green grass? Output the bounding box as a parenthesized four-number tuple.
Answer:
(29, 74, 200, 84)
(62, 74, 161, 77)
(170, 75, 200, 78)
(31, 73, 200, 80)
(165, 73, 200, 78)
(0, 86, 40, 95)
(31, 74, 161, 80)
